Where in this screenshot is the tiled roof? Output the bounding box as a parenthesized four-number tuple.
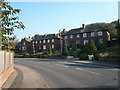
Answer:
(62, 25, 108, 35)
(33, 34, 60, 41)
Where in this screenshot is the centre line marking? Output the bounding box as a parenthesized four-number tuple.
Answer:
(76, 68, 101, 75)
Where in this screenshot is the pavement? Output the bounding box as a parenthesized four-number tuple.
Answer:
(1, 58, 119, 89)
(72, 59, 120, 68)
(1, 64, 49, 89)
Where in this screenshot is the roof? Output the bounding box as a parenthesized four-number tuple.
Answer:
(62, 24, 109, 36)
(62, 28, 84, 35)
(24, 37, 33, 42)
(33, 34, 60, 41)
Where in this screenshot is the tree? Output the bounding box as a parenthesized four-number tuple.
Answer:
(0, 0, 25, 49)
(62, 39, 68, 56)
(48, 45, 53, 56)
(88, 43, 97, 54)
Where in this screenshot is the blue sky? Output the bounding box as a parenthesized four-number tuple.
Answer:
(10, 2, 118, 40)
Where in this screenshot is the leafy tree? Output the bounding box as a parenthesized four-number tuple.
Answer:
(62, 39, 68, 56)
(48, 45, 53, 56)
(88, 43, 97, 54)
(0, 0, 25, 49)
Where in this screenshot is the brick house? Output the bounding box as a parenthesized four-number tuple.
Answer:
(62, 24, 110, 49)
(16, 37, 33, 53)
(31, 34, 61, 54)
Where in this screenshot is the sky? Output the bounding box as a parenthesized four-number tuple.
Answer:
(9, 2, 118, 40)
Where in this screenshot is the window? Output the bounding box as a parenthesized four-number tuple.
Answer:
(48, 39, 50, 43)
(99, 39, 103, 44)
(83, 33, 87, 38)
(43, 40, 46, 43)
(23, 42, 25, 45)
(77, 34, 80, 38)
(84, 40, 88, 45)
(32, 41, 34, 44)
(98, 31, 102, 36)
(76, 41, 80, 45)
(70, 35, 73, 38)
(91, 32, 95, 37)
(22, 47, 26, 50)
(64, 36, 68, 39)
(39, 46, 41, 49)
(43, 45, 46, 50)
(52, 39, 54, 42)
(40, 41, 41, 43)
(36, 41, 38, 44)
(52, 45, 54, 49)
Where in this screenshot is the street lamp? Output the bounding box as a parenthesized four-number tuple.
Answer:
(59, 30, 62, 53)
(32, 41, 35, 56)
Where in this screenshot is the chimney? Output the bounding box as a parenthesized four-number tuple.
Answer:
(82, 24, 85, 29)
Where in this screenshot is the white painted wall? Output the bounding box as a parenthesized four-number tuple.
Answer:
(0, 51, 4, 74)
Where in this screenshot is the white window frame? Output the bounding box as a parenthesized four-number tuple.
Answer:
(52, 45, 54, 49)
(23, 42, 26, 45)
(98, 31, 102, 36)
(43, 45, 46, 50)
(91, 32, 95, 37)
(83, 33, 87, 38)
(52, 39, 54, 42)
(48, 39, 50, 43)
(70, 35, 73, 38)
(43, 40, 46, 43)
(36, 41, 38, 44)
(77, 34, 80, 38)
(84, 40, 88, 45)
(40, 41, 41, 43)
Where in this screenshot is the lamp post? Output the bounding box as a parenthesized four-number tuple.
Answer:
(59, 30, 62, 53)
(32, 41, 35, 56)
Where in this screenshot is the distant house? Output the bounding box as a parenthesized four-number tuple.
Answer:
(31, 34, 61, 54)
(62, 24, 110, 49)
(17, 37, 33, 53)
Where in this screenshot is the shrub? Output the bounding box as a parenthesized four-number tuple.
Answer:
(79, 54, 88, 60)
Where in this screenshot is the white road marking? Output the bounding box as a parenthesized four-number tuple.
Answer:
(76, 68, 101, 75)
(56, 64, 69, 67)
(64, 66, 69, 67)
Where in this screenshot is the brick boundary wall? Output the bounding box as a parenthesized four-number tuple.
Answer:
(0, 51, 14, 88)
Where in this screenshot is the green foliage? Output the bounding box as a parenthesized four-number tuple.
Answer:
(88, 43, 97, 54)
(0, 0, 25, 49)
(79, 54, 88, 60)
(48, 45, 53, 56)
(62, 39, 68, 56)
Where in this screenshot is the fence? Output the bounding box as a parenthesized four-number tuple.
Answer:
(0, 51, 14, 88)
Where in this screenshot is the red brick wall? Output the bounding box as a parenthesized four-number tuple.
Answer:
(0, 51, 14, 88)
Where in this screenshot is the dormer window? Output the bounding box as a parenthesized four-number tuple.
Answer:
(83, 33, 87, 38)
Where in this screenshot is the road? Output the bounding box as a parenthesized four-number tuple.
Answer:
(15, 58, 119, 88)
